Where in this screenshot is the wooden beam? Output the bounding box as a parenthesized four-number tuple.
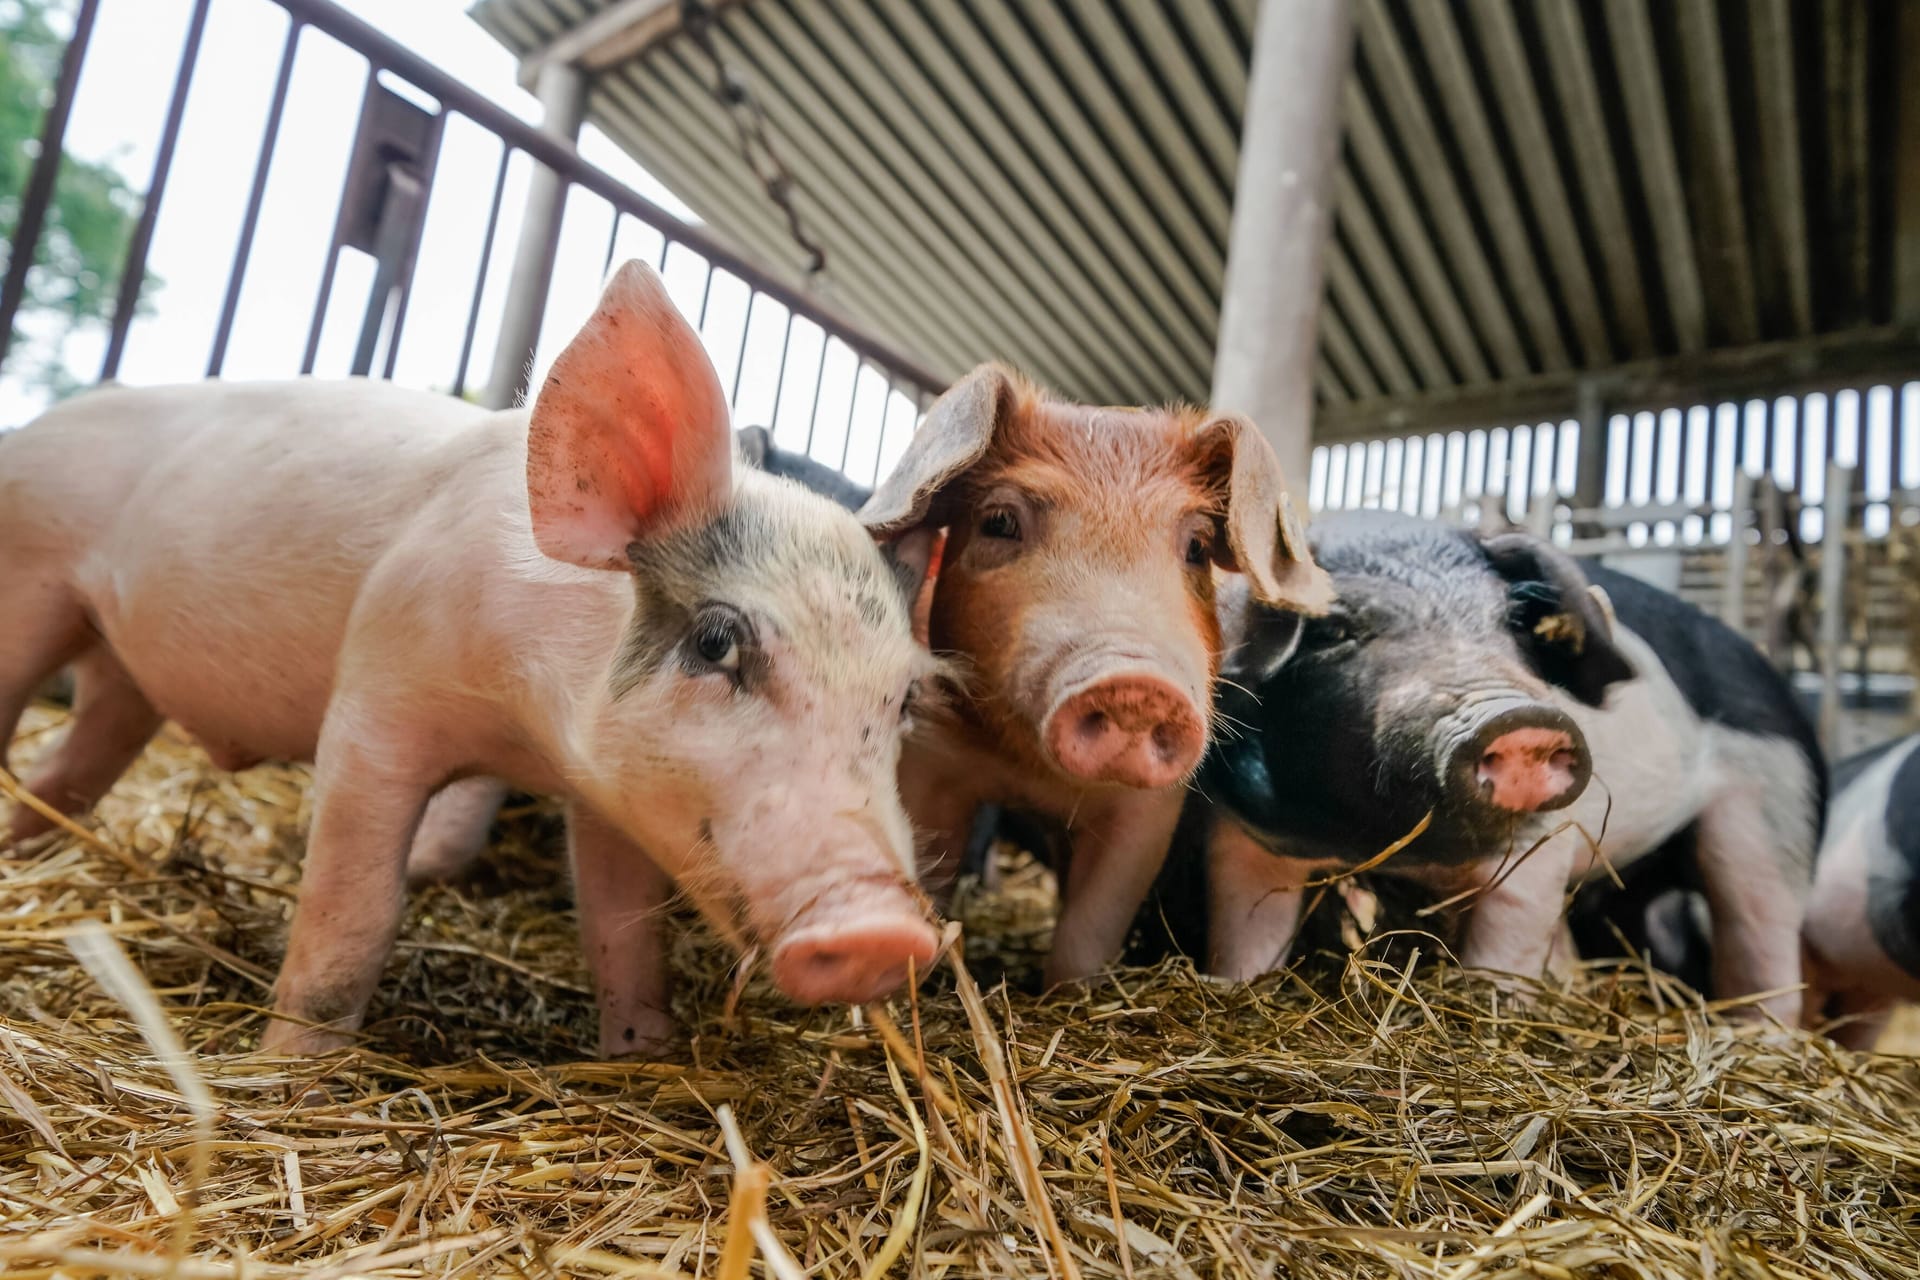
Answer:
(1462, 0, 1613, 367)
(1353, 0, 1537, 378)
(1674, 0, 1759, 345)
(1897, 0, 1920, 324)
(1399, 1, 1576, 370)
(1748, 0, 1814, 335)
(1603, 0, 1707, 353)
(515, 0, 687, 89)
(1824, 0, 1873, 325)
(1534, 1, 1655, 358)
(1313, 327, 1920, 442)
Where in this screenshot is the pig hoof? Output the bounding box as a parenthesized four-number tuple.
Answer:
(771, 919, 939, 1006)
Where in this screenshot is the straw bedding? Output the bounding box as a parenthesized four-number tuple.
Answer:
(3, 703, 1917, 1279)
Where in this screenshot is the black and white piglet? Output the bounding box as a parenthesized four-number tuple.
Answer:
(1141, 511, 1825, 1023)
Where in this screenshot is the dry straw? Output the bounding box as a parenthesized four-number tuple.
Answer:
(2, 706, 1917, 1278)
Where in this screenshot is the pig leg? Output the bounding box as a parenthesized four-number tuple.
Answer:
(1454, 836, 1578, 979)
(0, 581, 90, 775)
(405, 776, 509, 887)
(1692, 792, 1809, 1025)
(7, 648, 161, 842)
(1047, 786, 1185, 987)
(568, 801, 675, 1057)
(1206, 817, 1312, 980)
(262, 715, 436, 1055)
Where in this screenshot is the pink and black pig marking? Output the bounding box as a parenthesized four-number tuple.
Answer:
(1137, 510, 1825, 1023)
(1799, 734, 1920, 1047)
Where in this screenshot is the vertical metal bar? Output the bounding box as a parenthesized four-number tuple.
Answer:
(0, 0, 101, 375)
(1572, 381, 1607, 536)
(377, 169, 432, 380)
(694, 261, 717, 330)
(207, 17, 302, 377)
(1761, 395, 1780, 483)
(838, 360, 865, 472)
(766, 308, 796, 431)
(872, 376, 898, 485)
(803, 336, 832, 456)
(1818, 461, 1849, 750)
(1893, 380, 1910, 495)
(655, 235, 673, 271)
(100, 0, 212, 381)
(601, 211, 622, 278)
(729, 291, 758, 407)
(303, 65, 375, 376)
(451, 146, 512, 399)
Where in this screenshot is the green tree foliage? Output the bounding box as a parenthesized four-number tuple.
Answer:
(1, 0, 156, 394)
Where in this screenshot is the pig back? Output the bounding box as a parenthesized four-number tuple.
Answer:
(54, 380, 503, 763)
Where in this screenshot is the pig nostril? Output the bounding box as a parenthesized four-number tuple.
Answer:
(1151, 722, 1182, 761)
(1549, 748, 1577, 773)
(1077, 710, 1109, 741)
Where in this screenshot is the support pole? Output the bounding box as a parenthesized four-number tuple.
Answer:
(483, 59, 587, 411)
(1818, 462, 1850, 751)
(1722, 467, 1753, 632)
(1571, 379, 1608, 537)
(1209, 0, 1353, 498)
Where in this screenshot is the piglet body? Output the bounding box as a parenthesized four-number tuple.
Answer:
(862, 366, 1330, 984)
(0, 263, 937, 1056)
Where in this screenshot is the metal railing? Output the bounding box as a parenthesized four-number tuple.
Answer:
(0, 0, 946, 484)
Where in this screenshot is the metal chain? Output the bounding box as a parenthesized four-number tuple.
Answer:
(680, 0, 827, 277)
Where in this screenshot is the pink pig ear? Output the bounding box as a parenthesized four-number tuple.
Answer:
(525, 261, 733, 571)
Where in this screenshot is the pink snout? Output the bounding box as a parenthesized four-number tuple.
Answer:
(770, 916, 939, 1006)
(1476, 727, 1582, 813)
(1044, 675, 1205, 789)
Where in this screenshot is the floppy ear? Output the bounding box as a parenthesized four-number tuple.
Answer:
(735, 424, 771, 470)
(859, 364, 1016, 537)
(1190, 414, 1334, 614)
(525, 261, 732, 571)
(880, 527, 943, 647)
(1479, 532, 1636, 706)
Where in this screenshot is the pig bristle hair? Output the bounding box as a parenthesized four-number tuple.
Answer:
(4, 690, 1914, 1278)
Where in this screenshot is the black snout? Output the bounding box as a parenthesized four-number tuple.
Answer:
(1438, 699, 1591, 816)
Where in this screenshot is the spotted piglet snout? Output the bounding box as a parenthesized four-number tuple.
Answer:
(1444, 701, 1591, 815)
(1044, 674, 1206, 789)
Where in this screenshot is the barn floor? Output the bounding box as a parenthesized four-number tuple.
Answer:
(2, 704, 1917, 1279)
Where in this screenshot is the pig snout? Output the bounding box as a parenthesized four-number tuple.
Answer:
(1440, 700, 1590, 815)
(771, 912, 939, 1005)
(1044, 674, 1206, 789)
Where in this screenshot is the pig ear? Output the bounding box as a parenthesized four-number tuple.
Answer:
(525, 261, 732, 571)
(859, 364, 1015, 537)
(882, 527, 942, 646)
(1192, 414, 1335, 615)
(735, 425, 771, 470)
(1479, 532, 1636, 707)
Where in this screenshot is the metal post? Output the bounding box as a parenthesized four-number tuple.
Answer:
(1723, 468, 1754, 632)
(1818, 462, 1850, 750)
(1571, 380, 1608, 537)
(1209, 0, 1353, 497)
(483, 58, 587, 410)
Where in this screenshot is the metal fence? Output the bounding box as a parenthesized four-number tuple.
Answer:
(0, 0, 947, 484)
(1308, 383, 1920, 549)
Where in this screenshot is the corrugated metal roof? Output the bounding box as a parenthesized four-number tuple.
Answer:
(470, 0, 1916, 415)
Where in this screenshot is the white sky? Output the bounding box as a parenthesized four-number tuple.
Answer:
(2, 0, 922, 486)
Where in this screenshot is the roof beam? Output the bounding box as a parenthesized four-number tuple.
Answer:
(1314, 326, 1920, 442)
(1393, 1, 1574, 371)
(1342, 85, 1491, 386)
(1533, 1, 1655, 358)
(1672, 0, 1757, 345)
(1331, 170, 1452, 390)
(1324, 248, 1416, 397)
(1352, 0, 1535, 379)
(1823, 0, 1873, 325)
(1896, 0, 1920, 324)
(1460, 0, 1612, 368)
(1603, 0, 1707, 353)
(514, 0, 689, 89)
(1747, 0, 1813, 335)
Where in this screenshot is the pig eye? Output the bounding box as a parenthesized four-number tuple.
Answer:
(1185, 534, 1210, 567)
(979, 508, 1021, 541)
(687, 607, 749, 676)
(1301, 614, 1355, 650)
